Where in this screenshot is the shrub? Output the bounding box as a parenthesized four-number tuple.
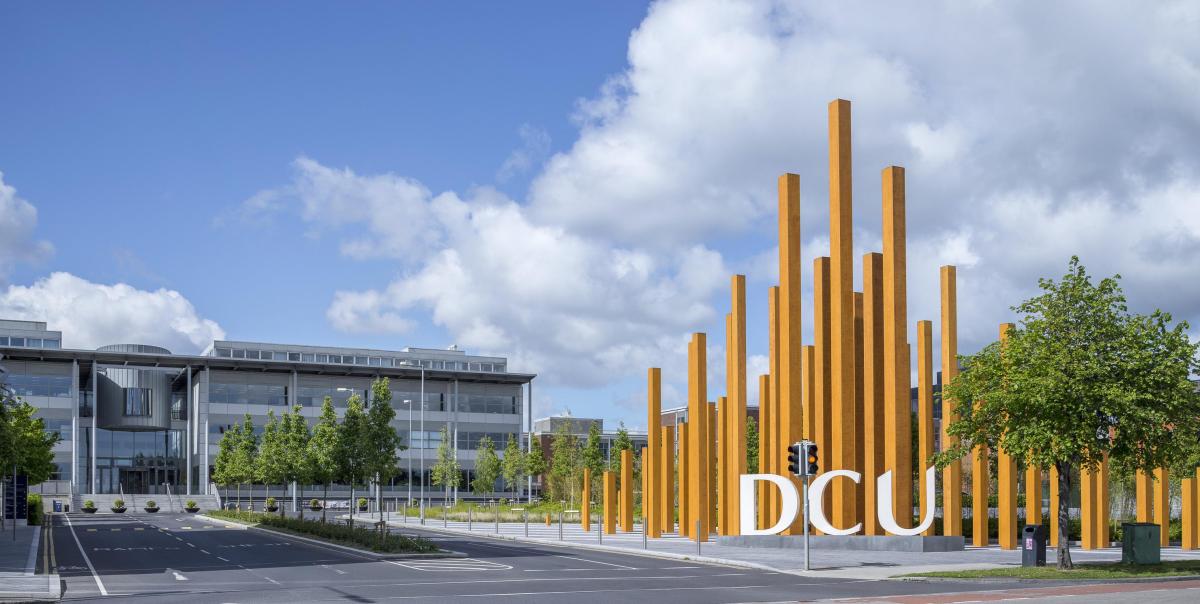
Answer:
(357, 497, 368, 508)
(310, 498, 321, 508)
(145, 500, 157, 508)
(206, 509, 437, 554)
(186, 500, 198, 508)
(265, 497, 277, 508)
(26, 494, 42, 526)
(113, 498, 125, 508)
(84, 499, 96, 509)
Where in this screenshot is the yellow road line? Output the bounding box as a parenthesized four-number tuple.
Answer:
(110, 528, 120, 532)
(42, 520, 49, 575)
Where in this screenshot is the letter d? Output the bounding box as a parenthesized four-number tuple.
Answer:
(739, 474, 799, 535)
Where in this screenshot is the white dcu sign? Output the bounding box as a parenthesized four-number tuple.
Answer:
(738, 467, 937, 536)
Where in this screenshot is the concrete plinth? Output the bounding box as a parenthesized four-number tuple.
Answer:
(717, 534, 965, 552)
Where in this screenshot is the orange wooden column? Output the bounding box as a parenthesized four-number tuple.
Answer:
(1136, 470, 1152, 522)
(862, 253, 885, 535)
(940, 265, 962, 537)
(582, 467, 591, 532)
(646, 368, 661, 537)
(767, 286, 781, 525)
(1049, 465, 1060, 547)
(882, 166, 912, 531)
(727, 275, 747, 535)
(1081, 463, 1096, 549)
(708, 402, 718, 529)
(1026, 464, 1043, 528)
(720, 318, 731, 536)
(828, 99, 858, 530)
(997, 323, 1018, 549)
(660, 425, 675, 534)
(1154, 467, 1169, 546)
(777, 173, 804, 535)
(641, 446, 649, 532)
(972, 441, 990, 546)
(602, 470, 617, 535)
(917, 320, 934, 536)
(1097, 456, 1111, 547)
(679, 422, 690, 538)
(853, 291, 865, 522)
(814, 257, 833, 516)
(1183, 475, 1197, 550)
(757, 374, 771, 529)
(687, 332, 710, 541)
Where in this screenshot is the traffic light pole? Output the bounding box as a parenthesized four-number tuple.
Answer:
(802, 474, 810, 571)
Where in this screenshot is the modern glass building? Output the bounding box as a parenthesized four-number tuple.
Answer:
(0, 319, 535, 507)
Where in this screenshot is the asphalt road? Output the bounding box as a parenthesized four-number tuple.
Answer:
(46, 512, 1192, 603)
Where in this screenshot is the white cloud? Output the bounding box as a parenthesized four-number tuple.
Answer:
(0, 172, 53, 276)
(497, 124, 551, 182)
(0, 272, 225, 353)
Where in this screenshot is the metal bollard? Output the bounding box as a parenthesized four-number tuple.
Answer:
(695, 520, 701, 556)
(643, 518, 647, 549)
(524, 511, 529, 537)
(598, 519, 602, 544)
(468, 506, 473, 531)
(558, 511, 563, 540)
(443, 505, 448, 528)
(495, 505, 500, 534)
(419, 500, 425, 525)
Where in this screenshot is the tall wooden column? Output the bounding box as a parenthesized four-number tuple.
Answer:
(777, 174, 804, 534)
(641, 446, 649, 532)
(647, 368, 661, 537)
(997, 323, 1018, 549)
(940, 265, 962, 536)
(853, 291, 865, 521)
(582, 467, 591, 531)
(708, 402, 718, 528)
(1026, 465, 1043, 527)
(1183, 475, 1197, 550)
(720, 318, 731, 535)
(725, 275, 747, 535)
(1136, 470, 1152, 522)
(1098, 456, 1110, 547)
(603, 470, 617, 534)
(862, 253, 885, 535)
(917, 320, 934, 536)
(1049, 465, 1060, 547)
(972, 442, 990, 546)
(767, 286, 781, 525)
(757, 374, 771, 529)
(660, 425, 675, 534)
(1081, 463, 1096, 549)
(687, 332, 709, 541)
(1154, 467, 1169, 546)
(814, 257, 833, 517)
(882, 166, 912, 531)
(679, 422, 690, 537)
(828, 99, 857, 529)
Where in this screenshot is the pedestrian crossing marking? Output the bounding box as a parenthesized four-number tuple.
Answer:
(388, 558, 512, 572)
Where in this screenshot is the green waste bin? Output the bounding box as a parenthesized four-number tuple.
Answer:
(1121, 522, 1160, 564)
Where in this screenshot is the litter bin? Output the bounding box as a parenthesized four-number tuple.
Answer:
(1122, 522, 1161, 564)
(53, 500, 62, 513)
(1021, 524, 1047, 567)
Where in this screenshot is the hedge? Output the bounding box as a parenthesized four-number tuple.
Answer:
(208, 509, 437, 554)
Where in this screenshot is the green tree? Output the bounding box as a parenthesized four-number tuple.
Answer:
(281, 405, 311, 519)
(500, 434, 527, 498)
(580, 422, 605, 497)
(0, 390, 58, 486)
(472, 435, 502, 495)
(307, 397, 341, 522)
(549, 421, 582, 504)
(526, 437, 548, 501)
(365, 378, 404, 527)
(212, 423, 240, 507)
(430, 426, 461, 499)
(255, 410, 286, 512)
(746, 416, 760, 474)
(608, 422, 633, 473)
(232, 415, 257, 510)
(934, 257, 1200, 569)
(338, 394, 370, 518)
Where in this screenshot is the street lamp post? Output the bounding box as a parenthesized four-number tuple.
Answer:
(403, 399, 413, 505)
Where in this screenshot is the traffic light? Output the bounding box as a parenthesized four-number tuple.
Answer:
(803, 442, 819, 476)
(787, 442, 803, 476)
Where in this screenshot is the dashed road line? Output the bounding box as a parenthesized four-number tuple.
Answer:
(200, 549, 211, 555)
(553, 555, 636, 570)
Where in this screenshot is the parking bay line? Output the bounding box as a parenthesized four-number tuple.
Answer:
(553, 555, 636, 570)
(65, 514, 109, 596)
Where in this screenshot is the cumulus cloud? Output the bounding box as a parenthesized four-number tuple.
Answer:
(0, 272, 225, 353)
(0, 172, 54, 276)
(239, 0, 1200, 411)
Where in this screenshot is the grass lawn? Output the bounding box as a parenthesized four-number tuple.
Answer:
(908, 560, 1200, 580)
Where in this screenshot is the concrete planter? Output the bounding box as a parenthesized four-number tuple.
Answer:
(111, 507, 127, 514)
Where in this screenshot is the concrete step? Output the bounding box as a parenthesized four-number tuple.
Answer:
(73, 493, 220, 513)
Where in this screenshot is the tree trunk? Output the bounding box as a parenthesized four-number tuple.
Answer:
(349, 484, 355, 528)
(1056, 461, 1074, 570)
(322, 483, 328, 523)
(298, 481, 304, 522)
(236, 483, 241, 511)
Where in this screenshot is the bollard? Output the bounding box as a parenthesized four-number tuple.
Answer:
(598, 519, 603, 544)
(695, 520, 701, 557)
(545, 513, 551, 526)
(643, 518, 647, 549)
(495, 503, 500, 534)
(558, 511, 564, 540)
(443, 505, 448, 528)
(468, 506, 473, 531)
(524, 510, 529, 537)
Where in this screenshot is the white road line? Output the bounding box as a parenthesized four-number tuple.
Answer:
(186, 542, 196, 548)
(553, 555, 636, 570)
(64, 515, 108, 596)
(173, 571, 188, 581)
(200, 550, 211, 555)
(321, 564, 347, 575)
(265, 576, 281, 585)
(217, 557, 230, 562)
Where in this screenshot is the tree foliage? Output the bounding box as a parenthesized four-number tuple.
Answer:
(0, 388, 58, 485)
(500, 434, 527, 497)
(549, 421, 581, 503)
(746, 416, 759, 474)
(472, 435, 501, 494)
(365, 379, 405, 485)
(338, 394, 370, 489)
(581, 422, 605, 494)
(934, 257, 1200, 569)
(430, 426, 461, 494)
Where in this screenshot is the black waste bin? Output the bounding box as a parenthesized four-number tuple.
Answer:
(1021, 524, 1047, 567)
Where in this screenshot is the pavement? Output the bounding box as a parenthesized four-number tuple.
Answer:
(362, 511, 1200, 579)
(39, 510, 1200, 602)
(0, 519, 60, 602)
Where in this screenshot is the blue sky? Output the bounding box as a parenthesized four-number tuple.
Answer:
(2, 1, 1198, 430)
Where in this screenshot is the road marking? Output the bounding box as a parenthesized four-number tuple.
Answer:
(87, 528, 97, 532)
(265, 576, 281, 585)
(175, 537, 184, 541)
(387, 558, 513, 572)
(65, 514, 108, 596)
(186, 542, 196, 548)
(134, 528, 144, 531)
(322, 564, 347, 575)
(217, 557, 230, 562)
(173, 571, 188, 581)
(181, 526, 192, 530)
(200, 549, 211, 555)
(110, 528, 120, 532)
(553, 555, 636, 570)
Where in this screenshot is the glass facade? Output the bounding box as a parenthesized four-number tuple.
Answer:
(4, 374, 72, 397)
(85, 427, 185, 494)
(123, 387, 154, 416)
(211, 346, 506, 373)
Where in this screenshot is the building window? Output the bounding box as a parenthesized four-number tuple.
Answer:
(289, 352, 301, 362)
(0, 336, 7, 345)
(44, 339, 59, 349)
(215, 347, 232, 357)
(10, 337, 24, 347)
(301, 353, 314, 362)
(123, 388, 153, 416)
(316, 354, 328, 363)
(232, 349, 245, 359)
